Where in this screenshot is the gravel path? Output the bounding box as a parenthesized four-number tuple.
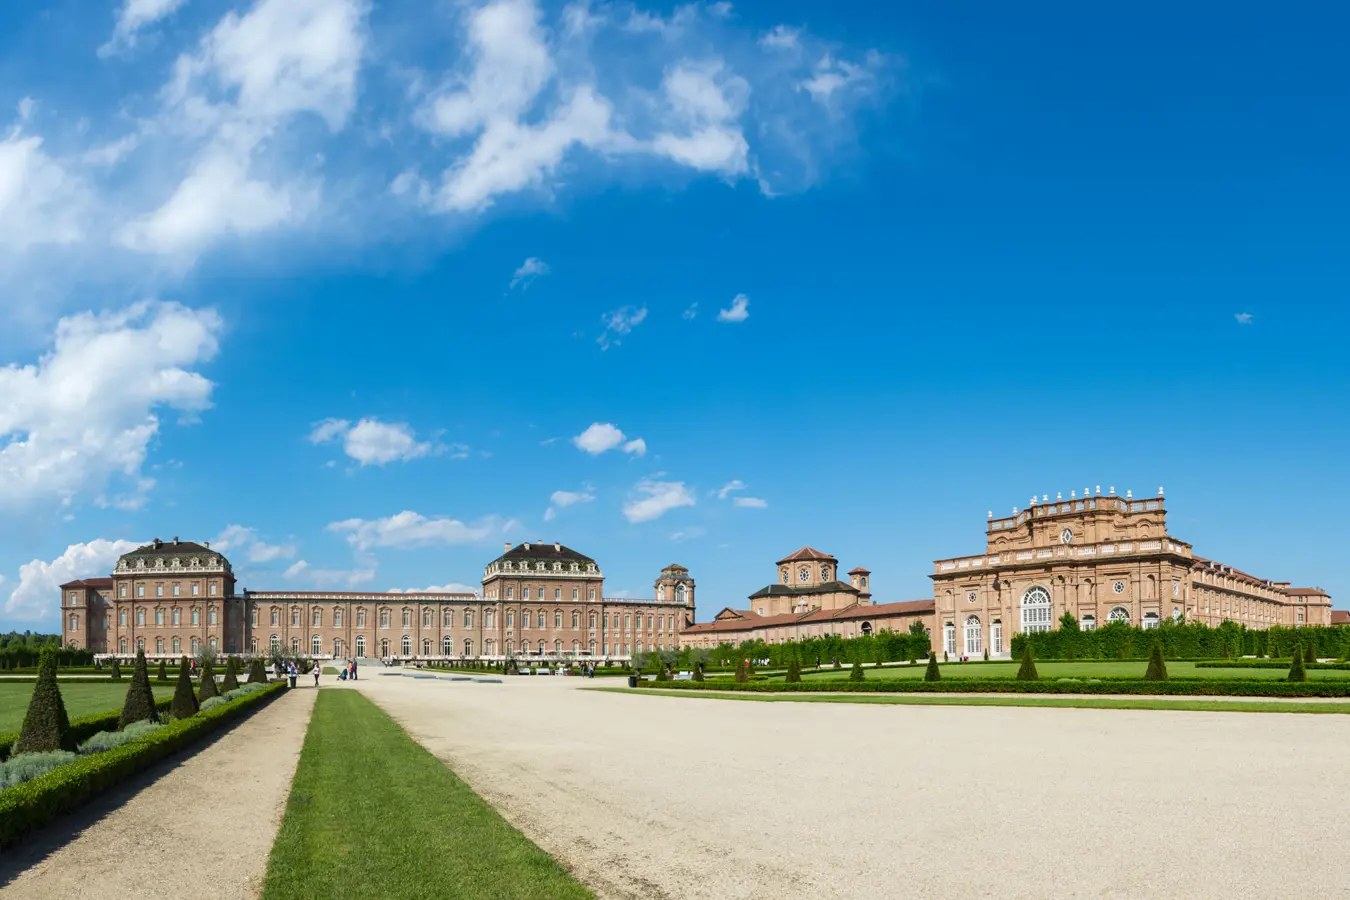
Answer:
(1, 687, 318, 900)
(355, 673, 1350, 900)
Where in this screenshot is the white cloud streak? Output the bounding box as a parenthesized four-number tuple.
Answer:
(623, 479, 694, 523)
(717, 293, 750, 322)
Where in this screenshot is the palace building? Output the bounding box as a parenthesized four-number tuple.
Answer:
(61, 538, 696, 663)
(931, 487, 1333, 658)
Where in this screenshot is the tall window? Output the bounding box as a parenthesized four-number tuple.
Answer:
(380, 609, 390, 628)
(271, 609, 279, 626)
(520, 610, 528, 629)
(291, 637, 299, 653)
(943, 622, 956, 655)
(507, 611, 514, 628)
(572, 587, 578, 601)
(334, 608, 342, 627)
(538, 612, 545, 628)
(119, 638, 127, 653)
(507, 587, 514, 599)
(192, 637, 200, 654)
(355, 635, 366, 656)
(554, 587, 561, 600)
(964, 615, 982, 655)
(120, 585, 127, 598)
(208, 583, 216, 595)
(589, 588, 596, 601)
(172, 583, 180, 596)
(555, 611, 562, 628)
(464, 609, 473, 628)
(192, 584, 200, 596)
(1020, 586, 1053, 634)
(173, 637, 180, 653)
(137, 585, 145, 598)
(155, 609, 164, 625)
(991, 620, 1003, 654)
(486, 610, 494, 629)
(312, 635, 321, 656)
(380, 639, 389, 658)
(313, 609, 321, 627)
(251, 638, 258, 653)
(156, 584, 163, 597)
(156, 637, 164, 653)
(402, 609, 410, 627)
(270, 635, 280, 652)
(443, 635, 453, 655)
(572, 611, 580, 629)
(422, 638, 431, 656)
(69, 614, 78, 631)
(137, 609, 144, 626)
(250, 608, 258, 627)
(444, 609, 453, 627)
(401, 635, 411, 656)
(357, 609, 366, 627)
(589, 612, 596, 628)
(423, 609, 432, 627)
(208, 608, 217, 626)
(333, 638, 342, 657)
(292, 608, 300, 626)
(464, 638, 472, 656)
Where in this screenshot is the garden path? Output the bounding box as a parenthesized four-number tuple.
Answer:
(0, 686, 318, 900)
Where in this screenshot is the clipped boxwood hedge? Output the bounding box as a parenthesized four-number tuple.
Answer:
(634, 678, 1350, 698)
(0, 698, 174, 763)
(1195, 660, 1350, 670)
(0, 681, 287, 849)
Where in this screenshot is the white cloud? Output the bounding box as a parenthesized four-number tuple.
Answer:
(0, 301, 221, 509)
(328, 510, 499, 551)
(101, 0, 191, 58)
(715, 479, 746, 499)
(759, 25, 800, 50)
(801, 53, 875, 104)
(649, 61, 750, 175)
(545, 487, 596, 521)
(682, 302, 698, 319)
(212, 524, 297, 564)
(624, 479, 695, 523)
(308, 566, 376, 588)
(509, 256, 550, 289)
(597, 306, 647, 349)
(717, 293, 750, 322)
(670, 526, 706, 542)
(308, 417, 434, 466)
(1235, 312, 1254, 325)
(733, 496, 768, 508)
(283, 560, 310, 579)
(388, 582, 479, 594)
(0, 132, 90, 250)
(573, 423, 646, 456)
(5, 539, 140, 621)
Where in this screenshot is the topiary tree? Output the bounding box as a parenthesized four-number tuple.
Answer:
(14, 648, 73, 754)
(1016, 643, 1039, 681)
(1221, 642, 1231, 660)
(734, 661, 748, 684)
(924, 653, 941, 682)
(157, 658, 168, 681)
(221, 656, 240, 692)
(943, 651, 949, 663)
(247, 657, 267, 684)
(1304, 639, 1317, 664)
(170, 656, 200, 719)
(849, 661, 865, 682)
(1288, 646, 1308, 683)
(198, 657, 220, 702)
(786, 659, 802, 683)
(693, 662, 704, 682)
(119, 649, 160, 728)
(982, 648, 989, 661)
(110, 657, 122, 680)
(1144, 641, 1168, 681)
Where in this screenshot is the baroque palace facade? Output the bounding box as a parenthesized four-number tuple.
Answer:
(60, 538, 696, 662)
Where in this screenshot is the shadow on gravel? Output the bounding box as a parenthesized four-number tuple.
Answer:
(0, 720, 248, 886)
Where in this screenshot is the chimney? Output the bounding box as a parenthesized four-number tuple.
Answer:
(204, 541, 210, 549)
(153, 537, 162, 549)
(524, 542, 531, 550)
(173, 536, 179, 545)
(554, 541, 561, 551)
(504, 541, 511, 553)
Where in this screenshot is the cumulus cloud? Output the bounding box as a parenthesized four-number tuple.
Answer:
(307, 566, 376, 588)
(308, 417, 435, 466)
(623, 479, 695, 523)
(717, 293, 750, 322)
(387, 582, 479, 594)
(5, 539, 140, 621)
(572, 423, 646, 456)
(1235, 312, 1254, 325)
(211, 524, 297, 564)
(0, 301, 221, 509)
(733, 496, 768, 508)
(597, 306, 647, 350)
(544, 487, 596, 521)
(101, 0, 191, 57)
(509, 256, 550, 289)
(328, 510, 502, 551)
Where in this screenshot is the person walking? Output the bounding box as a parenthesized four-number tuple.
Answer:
(312, 662, 321, 687)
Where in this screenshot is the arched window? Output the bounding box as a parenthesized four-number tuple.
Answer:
(464, 609, 473, 628)
(119, 638, 127, 653)
(250, 638, 258, 653)
(442, 635, 453, 655)
(1107, 606, 1130, 624)
(137, 637, 145, 652)
(677, 584, 687, 604)
(860, 621, 873, 636)
(380, 639, 389, 658)
(1020, 586, 1053, 634)
(555, 611, 562, 629)
(355, 635, 366, 656)
(572, 611, 580, 629)
(401, 635, 411, 656)
(964, 615, 982, 655)
(173, 637, 181, 653)
(588, 640, 596, 655)
(463, 638, 472, 656)
(520, 610, 529, 629)
(270, 635, 279, 652)
(1142, 612, 1160, 630)
(554, 639, 562, 652)
(943, 622, 956, 656)
(311, 635, 322, 656)
(1081, 614, 1097, 632)
(290, 637, 299, 653)
(422, 638, 431, 656)
(333, 638, 342, 657)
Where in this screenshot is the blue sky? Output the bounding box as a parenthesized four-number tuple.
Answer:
(1, 0, 1347, 627)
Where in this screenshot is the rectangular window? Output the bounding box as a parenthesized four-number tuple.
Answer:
(402, 609, 410, 627)
(357, 609, 366, 627)
(380, 610, 390, 628)
(554, 588, 561, 600)
(335, 609, 343, 627)
(192, 583, 199, 596)
(507, 587, 514, 599)
(136, 609, 144, 626)
(209, 608, 217, 625)
(589, 588, 596, 602)
(136, 585, 144, 598)
(251, 608, 258, 626)
(313, 609, 321, 627)
(192, 609, 200, 625)
(208, 583, 217, 595)
(292, 609, 300, 625)
(119, 610, 127, 626)
(119, 585, 127, 598)
(155, 609, 163, 625)
(172, 583, 180, 596)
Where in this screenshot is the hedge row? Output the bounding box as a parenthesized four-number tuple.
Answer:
(0, 698, 175, 762)
(1195, 660, 1350, 671)
(1011, 620, 1349, 662)
(0, 681, 287, 849)
(634, 679, 1350, 697)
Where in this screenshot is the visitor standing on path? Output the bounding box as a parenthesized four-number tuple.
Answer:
(312, 663, 321, 687)
(352, 658, 358, 681)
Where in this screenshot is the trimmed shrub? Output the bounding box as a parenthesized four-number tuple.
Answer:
(786, 659, 802, 683)
(1305, 639, 1317, 663)
(641, 678, 1350, 698)
(247, 657, 267, 685)
(14, 649, 73, 755)
(200, 696, 228, 712)
(1, 698, 173, 763)
(924, 654, 941, 682)
(110, 658, 122, 680)
(198, 659, 219, 702)
(982, 648, 989, 661)
(943, 651, 948, 663)
(1221, 643, 1231, 660)
(157, 659, 168, 681)
(221, 657, 240, 693)
(692, 663, 704, 683)
(78, 720, 162, 756)
(1016, 644, 1039, 681)
(734, 662, 748, 684)
(1288, 647, 1308, 683)
(0, 751, 77, 789)
(849, 661, 865, 682)
(1144, 642, 1168, 682)
(119, 649, 160, 729)
(170, 656, 199, 720)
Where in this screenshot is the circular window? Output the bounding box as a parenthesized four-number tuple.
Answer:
(966, 590, 977, 603)
(1061, 528, 1073, 544)
(1112, 581, 1126, 594)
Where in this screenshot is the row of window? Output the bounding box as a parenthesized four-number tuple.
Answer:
(108, 607, 220, 628)
(254, 635, 666, 658)
(497, 585, 598, 601)
(255, 607, 678, 632)
(119, 636, 215, 654)
(102, 582, 220, 600)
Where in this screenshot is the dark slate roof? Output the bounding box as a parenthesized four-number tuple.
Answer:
(121, 539, 222, 560)
(491, 542, 595, 566)
(683, 599, 934, 634)
(748, 580, 860, 600)
(776, 546, 837, 565)
(60, 578, 114, 590)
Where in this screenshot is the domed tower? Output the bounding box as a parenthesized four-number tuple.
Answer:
(655, 564, 696, 628)
(849, 567, 872, 605)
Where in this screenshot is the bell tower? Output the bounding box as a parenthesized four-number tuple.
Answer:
(655, 564, 696, 628)
(849, 567, 872, 605)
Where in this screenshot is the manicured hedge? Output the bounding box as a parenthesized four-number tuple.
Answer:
(0, 698, 174, 762)
(1195, 660, 1350, 670)
(1012, 621, 1350, 662)
(634, 678, 1350, 697)
(0, 681, 287, 849)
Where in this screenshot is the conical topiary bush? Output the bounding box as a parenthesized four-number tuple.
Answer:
(157, 658, 168, 681)
(1288, 646, 1308, 683)
(247, 657, 267, 684)
(222, 657, 240, 692)
(120, 649, 160, 728)
(786, 659, 802, 683)
(198, 658, 220, 702)
(734, 661, 748, 684)
(1016, 643, 1039, 681)
(14, 648, 74, 754)
(924, 653, 941, 682)
(1144, 641, 1168, 681)
(110, 657, 122, 680)
(170, 656, 199, 719)
(693, 662, 704, 682)
(1304, 640, 1317, 664)
(849, 661, 865, 682)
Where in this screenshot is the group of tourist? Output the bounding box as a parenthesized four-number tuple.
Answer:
(336, 659, 359, 682)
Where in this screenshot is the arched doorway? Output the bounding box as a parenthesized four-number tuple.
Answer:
(964, 615, 982, 656)
(1020, 586, 1052, 633)
(860, 621, 873, 636)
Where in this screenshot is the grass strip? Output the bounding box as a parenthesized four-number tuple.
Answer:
(592, 687, 1350, 715)
(261, 690, 592, 900)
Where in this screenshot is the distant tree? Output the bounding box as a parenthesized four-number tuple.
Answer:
(14, 648, 73, 754)
(1305, 638, 1317, 664)
(170, 656, 199, 719)
(849, 661, 865, 682)
(1059, 612, 1079, 631)
(1144, 641, 1168, 682)
(924, 654, 941, 682)
(119, 649, 159, 728)
(1288, 646, 1308, 683)
(1016, 644, 1039, 681)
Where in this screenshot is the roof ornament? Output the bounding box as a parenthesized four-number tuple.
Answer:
(1070, 490, 1076, 499)
(1013, 507, 1019, 514)
(1109, 486, 1115, 496)
(987, 510, 993, 519)
(1042, 494, 1049, 503)
(1029, 496, 1036, 506)
(1126, 489, 1133, 500)
(1056, 492, 1062, 501)
(1095, 485, 1101, 496)
(1158, 485, 1165, 497)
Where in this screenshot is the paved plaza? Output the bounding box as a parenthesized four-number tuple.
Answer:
(354, 673, 1350, 900)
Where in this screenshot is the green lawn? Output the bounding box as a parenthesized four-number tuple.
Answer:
(261, 690, 593, 900)
(0, 682, 173, 733)
(793, 661, 1350, 681)
(598, 687, 1350, 715)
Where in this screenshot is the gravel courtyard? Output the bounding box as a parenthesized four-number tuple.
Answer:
(356, 674, 1350, 900)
